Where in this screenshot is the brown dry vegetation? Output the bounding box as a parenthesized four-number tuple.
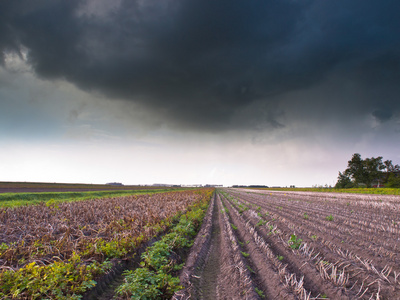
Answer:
(0, 190, 203, 270)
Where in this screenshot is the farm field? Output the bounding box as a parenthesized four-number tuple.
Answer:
(0, 189, 213, 299)
(0, 182, 170, 194)
(175, 188, 400, 299)
(0, 181, 189, 208)
(2, 187, 400, 299)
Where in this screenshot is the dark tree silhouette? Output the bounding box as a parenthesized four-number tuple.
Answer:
(336, 153, 398, 188)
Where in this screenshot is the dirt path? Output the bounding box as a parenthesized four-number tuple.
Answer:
(198, 197, 221, 299)
(174, 194, 221, 299)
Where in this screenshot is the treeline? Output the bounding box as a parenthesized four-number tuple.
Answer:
(232, 185, 269, 188)
(336, 153, 400, 188)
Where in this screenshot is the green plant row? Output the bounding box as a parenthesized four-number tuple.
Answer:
(0, 224, 174, 299)
(115, 196, 211, 299)
(0, 188, 187, 208)
(0, 253, 112, 300)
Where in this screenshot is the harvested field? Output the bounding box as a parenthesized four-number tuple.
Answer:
(0, 189, 213, 299)
(3, 187, 400, 299)
(1, 191, 198, 265)
(174, 188, 400, 299)
(0, 182, 171, 194)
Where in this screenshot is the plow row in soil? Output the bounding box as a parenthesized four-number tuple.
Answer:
(174, 189, 400, 299)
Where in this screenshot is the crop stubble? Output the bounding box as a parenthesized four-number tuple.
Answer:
(174, 189, 400, 299)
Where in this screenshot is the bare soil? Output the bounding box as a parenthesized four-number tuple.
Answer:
(174, 188, 400, 299)
(196, 197, 221, 299)
(225, 188, 400, 299)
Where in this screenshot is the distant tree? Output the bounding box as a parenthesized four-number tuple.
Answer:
(343, 153, 367, 186)
(386, 173, 400, 188)
(337, 153, 390, 188)
(382, 160, 400, 183)
(363, 156, 384, 187)
(335, 171, 353, 188)
(383, 160, 400, 172)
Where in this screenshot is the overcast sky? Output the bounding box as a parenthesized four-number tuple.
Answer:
(1, 0, 399, 187)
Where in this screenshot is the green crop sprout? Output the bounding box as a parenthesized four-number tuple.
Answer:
(288, 234, 303, 250)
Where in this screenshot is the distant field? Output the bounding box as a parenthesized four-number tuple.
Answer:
(254, 187, 400, 195)
(0, 182, 187, 207)
(0, 181, 169, 194)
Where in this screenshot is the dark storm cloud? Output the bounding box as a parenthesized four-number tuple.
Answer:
(372, 109, 393, 123)
(1, 0, 400, 131)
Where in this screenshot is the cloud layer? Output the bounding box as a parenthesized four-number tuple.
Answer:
(1, 0, 400, 132)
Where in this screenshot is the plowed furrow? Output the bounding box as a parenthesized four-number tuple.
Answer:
(243, 191, 400, 274)
(173, 195, 216, 299)
(235, 191, 400, 250)
(226, 189, 400, 299)
(220, 195, 298, 299)
(216, 195, 259, 299)
(220, 192, 353, 300)
(236, 191, 400, 268)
